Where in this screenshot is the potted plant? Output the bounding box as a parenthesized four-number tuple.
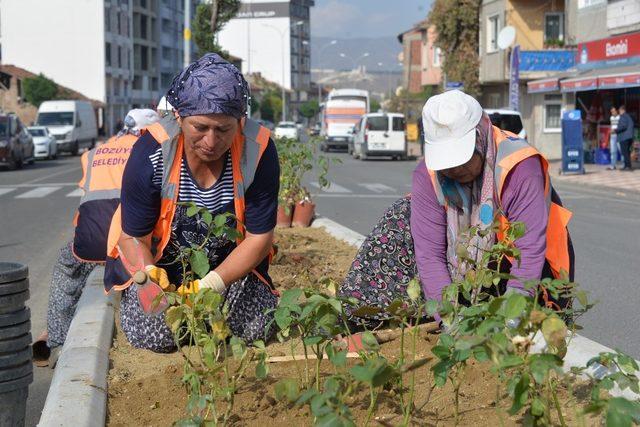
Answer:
(276, 136, 335, 228)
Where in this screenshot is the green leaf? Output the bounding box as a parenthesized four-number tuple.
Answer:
(499, 355, 524, 369)
(431, 345, 450, 360)
(201, 210, 213, 226)
(186, 204, 200, 217)
(504, 293, 527, 319)
(531, 397, 546, 417)
(541, 315, 568, 350)
(303, 335, 324, 346)
(425, 299, 439, 316)
(164, 306, 184, 333)
(214, 214, 227, 228)
(280, 288, 303, 307)
(508, 373, 530, 415)
(189, 249, 210, 279)
(328, 346, 347, 368)
(607, 397, 640, 427)
(473, 346, 490, 362)
(295, 388, 318, 406)
(274, 307, 292, 330)
(361, 331, 380, 352)
(255, 361, 268, 379)
(432, 360, 451, 387)
(575, 290, 589, 308)
(349, 357, 397, 387)
(274, 378, 300, 403)
(407, 278, 422, 302)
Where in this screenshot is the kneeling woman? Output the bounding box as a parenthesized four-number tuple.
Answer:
(339, 90, 574, 323)
(105, 54, 280, 352)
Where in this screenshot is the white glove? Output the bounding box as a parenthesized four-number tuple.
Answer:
(196, 270, 226, 293)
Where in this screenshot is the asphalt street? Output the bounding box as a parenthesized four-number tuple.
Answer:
(1, 145, 639, 426)
(308, 150, 640, 359)
(0, 155, 82, 426)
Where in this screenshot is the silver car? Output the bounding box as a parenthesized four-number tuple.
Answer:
(28, 126, 58, 159)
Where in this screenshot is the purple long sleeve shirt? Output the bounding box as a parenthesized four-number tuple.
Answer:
(410, 156, 548, 300)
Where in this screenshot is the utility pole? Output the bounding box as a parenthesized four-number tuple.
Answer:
(183, 0, 191, 67)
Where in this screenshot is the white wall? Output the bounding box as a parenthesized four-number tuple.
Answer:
(218, 16, 292, 89)
(1, 0, 106, 102)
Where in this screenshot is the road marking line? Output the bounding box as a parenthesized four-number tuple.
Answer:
(310, 181, 352, 193)
(312, 193, 401, 199)
(358, 183, 396, 193)
(0, 182, 78, 188)
(66, 188, 84, 197)
(16, 186, 61, 199)
(0, 188, 16, 197)
(23, 165, 82, 185)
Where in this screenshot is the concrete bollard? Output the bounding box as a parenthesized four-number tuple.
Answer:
(0, 263, 33, 427)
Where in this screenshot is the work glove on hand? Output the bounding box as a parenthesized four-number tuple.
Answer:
(144, 265, 175, 292)
(177, 271, 226, 296)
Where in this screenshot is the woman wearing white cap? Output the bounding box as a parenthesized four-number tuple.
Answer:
(339, 90, 574, 325)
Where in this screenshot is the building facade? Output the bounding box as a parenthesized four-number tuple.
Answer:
(398, 21, 443, 94)
(217, 0, 314, 120)
(479, 0, 575, 160)
(0, 0, 194, 134)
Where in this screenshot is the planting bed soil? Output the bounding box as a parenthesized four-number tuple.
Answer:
(107, 228, 595, 427)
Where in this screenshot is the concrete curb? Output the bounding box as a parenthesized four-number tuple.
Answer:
(312, 215, 640, 400)
(38, 266, 115, 427)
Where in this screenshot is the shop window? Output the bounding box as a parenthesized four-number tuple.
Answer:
(544, 98, 562, 132)
(545, 13, 564, 43)
(487, 14, 500, 53)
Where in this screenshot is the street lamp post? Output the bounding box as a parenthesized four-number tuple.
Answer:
(262, 20, 304, 122)
(316, 39, 337, 102)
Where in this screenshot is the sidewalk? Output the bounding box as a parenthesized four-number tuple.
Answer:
(551, 160, 640, 193)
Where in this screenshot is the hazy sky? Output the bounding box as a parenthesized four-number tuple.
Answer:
(310, 0, 433, 39)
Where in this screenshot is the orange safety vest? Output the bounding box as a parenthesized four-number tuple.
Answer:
(103, 115, 273, 293)
(72, 133, 138, 263)
(427, 126, 573, 280)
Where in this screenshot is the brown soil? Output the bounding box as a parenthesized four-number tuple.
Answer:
(107, 227, 595, 427)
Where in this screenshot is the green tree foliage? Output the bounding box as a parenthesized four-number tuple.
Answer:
(370, 99, 381, 112)
(298, 99, 319, 119)
(260, 91, 282, 123)
(192, 1, 241, 59)
(22, 74, 58, 107)
(428, 0, 481, 97)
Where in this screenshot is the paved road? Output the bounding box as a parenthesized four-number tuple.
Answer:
(0, 156, 83, 426)
(308, 150, 640, 359)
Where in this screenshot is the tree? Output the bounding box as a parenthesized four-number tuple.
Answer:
(260, 91, 282, 123)
(192, 1, 241, 59)
(428, 0, 481, 97)
(370, 99, 381, 112)
(22, 74, 58, 107)
(298, 100, 319, 119)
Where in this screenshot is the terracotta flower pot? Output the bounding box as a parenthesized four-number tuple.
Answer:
(276, 205, 294, 228)
(292, 200, 316, 227)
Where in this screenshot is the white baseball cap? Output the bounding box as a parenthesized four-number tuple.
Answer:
(421, 90, 483, 171)
(124, 108, 160, 132)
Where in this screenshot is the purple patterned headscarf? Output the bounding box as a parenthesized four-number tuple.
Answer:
(166, 53, 249, 119)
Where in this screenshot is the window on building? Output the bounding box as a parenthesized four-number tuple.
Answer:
(113, 78, 120, 96)
(161, 73, 173, 91)
(140, 15, 147, 39)
(162, 46, 171, 60)
(544, 13, 564, 42)
(151, 77, 158, 91)
(118, 46, 122, 68)
(133, 75, 142, 90)
(105, 7, 111, 31)
(140, 0, 147, 8)
(117, 11, 121, 35)
(162, 18, 171, 33)
(124, 81, 129, 97)
(433, 47, 442, 67)
(488, 93, 501, 109)
(544, 95, 562, 132)
(151, 18, 157, 41)
(487, 14, 500, 53)
(141, 45, 148, 70)
(106, 42, 112, 66)
(151, 47, 157, 69)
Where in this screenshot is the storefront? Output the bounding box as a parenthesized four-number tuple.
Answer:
(528, 31, 640, 162)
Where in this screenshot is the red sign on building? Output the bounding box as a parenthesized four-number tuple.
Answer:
(576, 31, 640, 68)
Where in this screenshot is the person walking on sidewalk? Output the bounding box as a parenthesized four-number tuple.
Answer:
(104, 53, 280, 353)
(338, 90, 575, 326)
(608, 107, 620, 170)
(32, 109, 161, 367)
(616, 105, 635, 171)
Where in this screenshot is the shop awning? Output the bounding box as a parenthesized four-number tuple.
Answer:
(527, 78, 560, 93)
(597, 65, 640, 89)
(560, 75, 599, 92)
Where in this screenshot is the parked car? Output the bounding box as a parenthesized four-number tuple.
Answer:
(485, 108, 527, 140)
(351, 112, 407, 160)
(274, 121, 299, 140)
(0, 114, 35, 170)
(28, 126, 58, 160)
(36, 100, 97, 155)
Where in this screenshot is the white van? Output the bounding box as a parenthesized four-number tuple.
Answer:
(485, 108, 527, 141)
(36, 100, 97, 155)
(350, 112, 407, 160)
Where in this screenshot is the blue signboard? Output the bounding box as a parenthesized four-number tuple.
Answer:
(445, 81, 464, 91)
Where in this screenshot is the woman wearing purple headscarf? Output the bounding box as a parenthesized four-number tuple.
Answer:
(111, 54, 280, 352)
(339, 91, 574, 326)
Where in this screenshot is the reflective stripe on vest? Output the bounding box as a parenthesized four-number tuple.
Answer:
(105, 116, 273, 292)
(426, 125, 572, 279)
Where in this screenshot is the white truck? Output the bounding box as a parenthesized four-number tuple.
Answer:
(36, 100, 97, 155)
(319, 89, 369, 151)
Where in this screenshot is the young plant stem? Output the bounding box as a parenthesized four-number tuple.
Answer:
(315, 343, 322, 390)
(549, 377, 567, 427)
(402, 321, 420, 426)
(364, 386, 378, 427)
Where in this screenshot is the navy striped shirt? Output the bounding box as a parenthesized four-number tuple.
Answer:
(120, 131, 279, 238)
